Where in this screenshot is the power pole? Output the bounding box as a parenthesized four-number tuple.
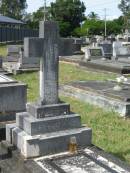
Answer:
(44, 0, 46, 21)
(104, 8, 107, 39)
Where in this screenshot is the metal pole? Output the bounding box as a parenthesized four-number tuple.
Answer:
(104, 8, 107, 39)
(44, 0, 46, 21)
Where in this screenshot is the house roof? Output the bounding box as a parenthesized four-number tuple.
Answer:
(0, 15, 24, 24)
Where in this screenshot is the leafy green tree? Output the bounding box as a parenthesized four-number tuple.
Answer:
(118, 0, 130, 15)
(24, 6, 51, 29)
(118, 0, 130, 29)
(0, 0, 27, 20)
(74, 17, 123, 37)
(50, 0, 86, 36)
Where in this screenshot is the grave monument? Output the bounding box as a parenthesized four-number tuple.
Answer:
(98, 42, 113, 59)
(4, 44, 40, 74)
(0, 74, 26, 140)
(6, 21, 92, 158)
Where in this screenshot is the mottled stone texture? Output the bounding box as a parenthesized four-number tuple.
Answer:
(39, 21, 59, 104)
(24, 38, 43, 58)
(59, 38, 74, 56)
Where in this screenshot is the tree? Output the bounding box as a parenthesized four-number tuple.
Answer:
(118, 0, 130, 15)
(118, 0, 130, 29)
(0, 0, 27, 20)
(24, 6, 51, 29)
(88, 12, 99, 20)
(73, 17, 123, 37)
(50, 0, 86, 36)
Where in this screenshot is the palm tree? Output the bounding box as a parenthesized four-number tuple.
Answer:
(88, 11, 99, 20)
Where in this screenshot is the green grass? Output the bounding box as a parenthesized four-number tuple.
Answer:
(11, 62, 130, 164)
(61, 96, 130, 163)
(0, 45, 7, 57)
(13, 62, 116, 101)
(13, 72, 39, 102)
(59, 62, 116, 84)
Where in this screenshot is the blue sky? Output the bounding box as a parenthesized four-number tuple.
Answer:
(26, 0, 122, 20)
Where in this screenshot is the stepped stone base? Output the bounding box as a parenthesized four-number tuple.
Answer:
(27, 102, 70, 118)
(6, 101, 92, 158)
(10, 125, 91, 158)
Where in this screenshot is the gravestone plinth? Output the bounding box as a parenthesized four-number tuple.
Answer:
(6, 21, 92, 158)
(0, 74, 26, 140)
(83, 47, 104, 61)
(4, 43, 40, 74)
(6, 45, 23, 62)
(72, 38, 83, 54)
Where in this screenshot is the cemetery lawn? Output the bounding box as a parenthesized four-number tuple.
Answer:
(13, 62, 130, 164)
(0, 45, 7, 57)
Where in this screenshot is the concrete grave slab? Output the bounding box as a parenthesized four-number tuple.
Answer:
(79, 59, 130, 74)
(1, 145, 130, 173)
(60, 80, 130, 117)
(35, 147, 130, 173)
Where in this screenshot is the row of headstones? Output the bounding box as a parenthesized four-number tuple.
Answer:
(83, 39, 130, 61)
(2, 37, 85, 73)
(6, 37, 84, 60)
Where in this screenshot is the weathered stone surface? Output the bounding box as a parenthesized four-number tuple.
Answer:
(0, 74, 27, 141)
(24, 38, 43, 58)
(84, 47, 104, 61)
(59, 38, 74, 56)
(0, 83, 26, 112)
(60, 81, 130, 117)
(27, 102, 70, 118)
(6, 123, 16, 143)
(0, 74, 27, 112)
(12, 126, 92, 158)
(79, 59, 130, 74)
(7, 45, 22, 55)
(99, 43, 112, 59)
(1, 145, 130, 173)
(6, 21, 92, 159)
(16, 113, 81, 135)
(39, 21, 59, 104)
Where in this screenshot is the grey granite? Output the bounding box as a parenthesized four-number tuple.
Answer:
(59, 38, 74, 56)
(27, 102, 70, 118)
(16, 113, 81, 135)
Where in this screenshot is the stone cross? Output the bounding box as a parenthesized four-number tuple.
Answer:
(24, 21, 59, 105)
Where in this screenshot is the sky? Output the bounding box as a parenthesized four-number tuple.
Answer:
(26, 0, 122, 20)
